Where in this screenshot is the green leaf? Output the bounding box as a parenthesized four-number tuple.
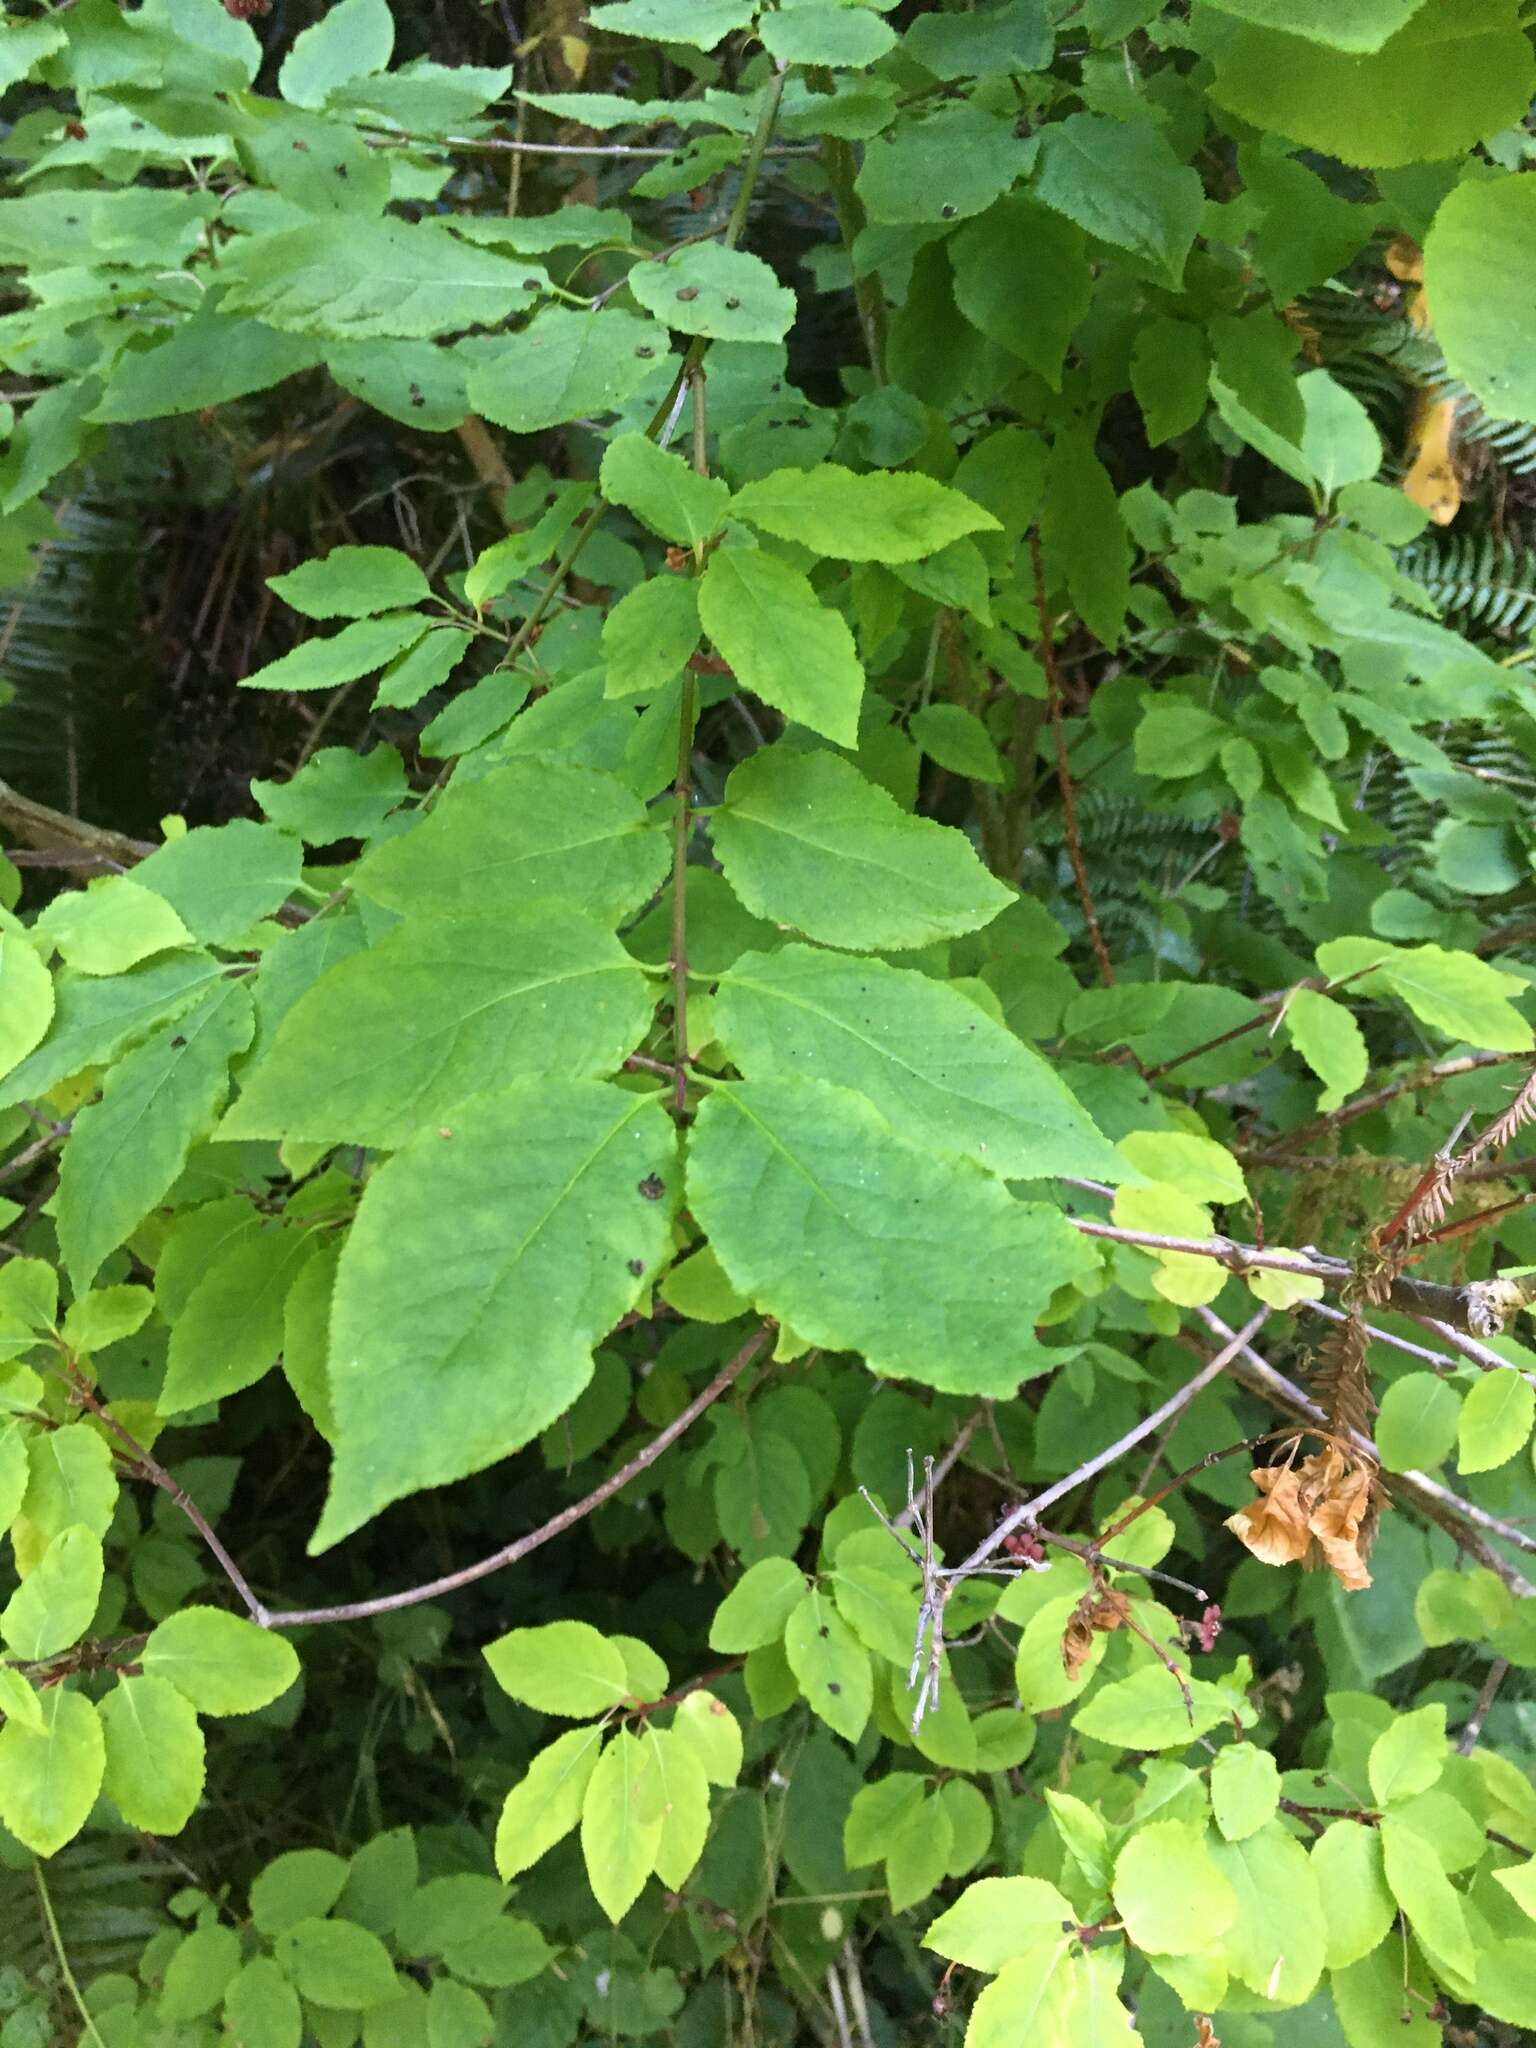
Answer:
(952, 197, 1090, 389)
(1375, 1372, 1461, 1471)
(252, 746, 406, 844)
(467, 309, 670, 433)
(1285, 988, 1368, 1110)
(845, 1773, 926, 1868)
(495, 1725, 604, 1879)
(689, 1078, 1095, 1393)
(224, 1959, 302, 2048)
(395, 1874, 508, 1958)
(1298, 370, 1382, 494)
(1459, 1370, 1535, 1474)
(355, 761, 670, 923)
(1370, 1702, 1447, 1809)
(1033, 112, 1203, 284)
(1311, 1819, 1397, 1969)
(161, 1924, 241, 2025)
(966, 1939, 1137, 2046)
(1198, 0, 1535, 170)
(886, 1789, 955, 1913)
(130, 821, 303, 944)
(0, 1428, 27, 1528)
(20, 1427, 117, 1543)
(924, 1874, 1075, 1971)
(313, 1080, 675, 1549)
(646, 1726, 712, 1890)
(603, 575, 700, 699)
(1210, 1744, 1280, 1841)
(581, 1730, 665, 1922)
(0, 928, 52, 1080)
(223, 218, 548, 339)
(601, 434, 731, 547)
(908, 703, 1004, 782)
(90, 309, 324, 424)
(1197, 0, 1427, 49)
(374, 625, 472, 710)
(273, 1918, 400, 2010)
(0, 1687, 103, 1857)
(783, 1587, 872, 1744)
(1380, 1812, 1474, 1976)
(440, 1917, 550, 1991)
(278, 0, 392, 105)
(855, 102, 1032, 225)
(698, 548, 864, 746)
(1041, 430, 1131, 647)
(709, 747, 1011, 951)
(1209, 1822, 1327, 2006)
(99, 1673, 205, 1834)
(1072, 1664, 1234, 1748)
(670, 1690, 742, 1787)
(1130, 316, 1211, 445)
(36, 877, 191, 978)
(224, 908, 655, 1151)
(1315, 938, 1534, 1053)
(268, 547, 431, 621)
(329, 337, 470, 432)
(588, 0, 754, 47)
(250, 1850, 350, 1938)
(484, 1620, 633, 1718)
(709, 1556, 807, 1652)
(904, 0, 1052, 77)
(0, 1525, 103, 1661)
(241, 613, 427, 694)
(55, 981, 253, 1290)
(1427, 172, 1536, 425)
(425, 1977, 493, 2045)
(712, 944, 1121, 1182)
(1113, 1820, 1236, 1954)
(629, 242, 794, 344)
(141, 1606, 300, 1715)
(760, 6, 896, 64)
(832, 1564, 920, 1664)
(161, 1226, 317, 1411)
(0, 17, 66, 91)
(730, 464, 1000, 564)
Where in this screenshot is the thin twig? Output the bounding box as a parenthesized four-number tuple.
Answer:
(64, 1372, 267, 1624)
(365, 127, 816, 159)
(939, 1309, 1270, 1588)
(1246, 1050, 1523, 1161)
(262, 1326, 769, 1630)
(1030, 530, 1114, 988)
(893, 1408, 984, 1530)
(1459, 1657, 1510, 1755)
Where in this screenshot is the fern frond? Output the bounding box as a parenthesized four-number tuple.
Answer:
(1396, 532, 1536, 634)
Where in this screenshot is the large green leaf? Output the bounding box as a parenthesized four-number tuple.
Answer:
(223, 908, 656, 1150)
(697, 549, 864, 747)
(160, 1225, 318, 1412)
(222, 218, 549, 339)
(1033, 111, 1202, 284)
(0, 1524, 102, 1661)
(278, 0, 392, 105)
(312, 1080, 676, 1549)
(1197, 0, 1534, 169)
(1210, 1823, 1327, 2006)
(55, 980, 253, 1290)
(89, 307, 324, 423)
(580, 1730, 665, 1923)
(951, 196, 1091, 389)
(1427, 172, 1536, 425)
(730, 465, 1000, 564)
(1198, 0, 1429, 46)
(687, 1078, 1096, 1393)
(0, 952, 224, 1111)
(708, 748, 1011, 952)
(0, 926, 52, 1080)
(495, 1726, 605, 1879)
(600, 434, 731, 547)
(627, 242, 795, 344)
(854, 101, 1032, 225)
(141, 1607, 299, 1716)
(965, 1938, 1138, 2048)
(354, 761, 670, 923)
(1113, 1821, 1236, 1955)
(467, 308, 671, 433)
(1314, 938, 1533, 1051)
(712, 944, 1120, 1182)
(0, 1687, 104, 1856)
(99, 1673, 206, 1834)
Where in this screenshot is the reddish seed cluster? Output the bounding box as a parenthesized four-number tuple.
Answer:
(1001, 1528, 1046, 1566)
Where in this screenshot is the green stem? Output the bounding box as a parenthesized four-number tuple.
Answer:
(821, 133, 887, 383)
(35, 1861, 107, 2048)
